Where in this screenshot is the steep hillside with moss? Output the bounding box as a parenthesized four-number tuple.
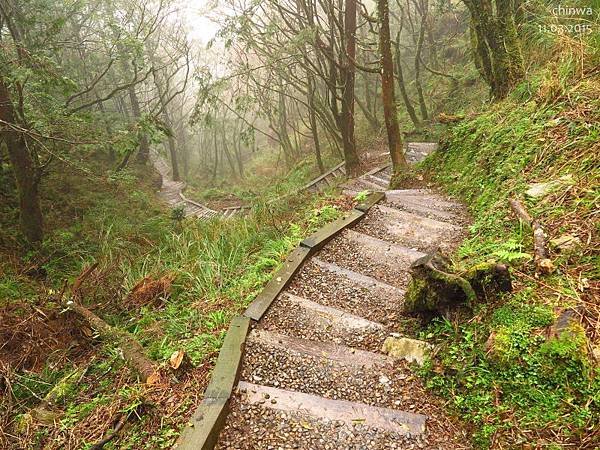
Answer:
(418, 35, 599, 448)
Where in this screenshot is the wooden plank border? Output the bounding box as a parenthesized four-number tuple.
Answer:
(355, 191, 386, 212)
(175, 190, 385, 450)
(245, 191, 385, 321)
(300, 209, 364, 250)
(243, 246, 311, 321)
(174, 316, 251, 450)
(300, 161, 346, 192)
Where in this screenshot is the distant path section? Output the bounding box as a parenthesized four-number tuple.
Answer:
(151, 142, 438, 219)
(151, 151, 233, 220)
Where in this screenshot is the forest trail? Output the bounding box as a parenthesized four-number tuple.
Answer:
(151, 151, 248, 219)
(152, 142, 439, 221)
(213, 143, 472, 449)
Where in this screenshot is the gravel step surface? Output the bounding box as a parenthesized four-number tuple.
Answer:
(247, 329, 393, 367)
(217, 394, 429, 450)
(237, 381, 426, 434)
(258, 293, 388, 351)
(287, 258, 406, 327)
(346, 177, 387, 193)
(240, 339, 421, 411)
(316, 229, 425, 288)
(217, 387, 470, 450)
(355, 205, 465, 253)
(383, 191, 466, 224)
(365, 174, 389, 189)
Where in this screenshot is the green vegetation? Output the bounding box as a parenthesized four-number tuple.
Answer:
(2, 0, 599, 448)
(0, 154, 346, 448)
(418, 31, 599, 447)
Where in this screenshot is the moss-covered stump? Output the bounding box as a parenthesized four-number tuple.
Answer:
(403, 252, 511, 318)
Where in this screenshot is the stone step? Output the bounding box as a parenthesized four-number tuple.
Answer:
(257, 292, 388, 351)
(316, 229, 425, 288)
(287, 258, 406, 327)
(355, 204, 463, 253)
(241, 333, 415, 409)
(346, 177, 386, 193)
(238, 382, 426, 435)
(216, 385, 427, 449)
(365, 174, 389, 189)
(384, 190, 465, 223)
(247, 329, 392, 368)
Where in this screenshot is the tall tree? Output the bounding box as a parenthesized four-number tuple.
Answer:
(0, 2, 44, 243)
(0, 79, 44, 243)
(462, 0, 524, 98)
(378, 0, 408, 177)
(340, 0, 361, 176)
(413, 0, 429, 120)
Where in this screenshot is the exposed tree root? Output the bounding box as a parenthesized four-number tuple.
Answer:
(404, 251, 512, 318)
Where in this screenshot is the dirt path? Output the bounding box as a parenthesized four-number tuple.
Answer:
(213, 144, 473, 449)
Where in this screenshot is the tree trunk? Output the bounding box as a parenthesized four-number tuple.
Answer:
(211, 129, 219, 183)
(128, 87, 150, 165)
(179, 128, 190, 178)
(378, 0, 408, 175)
(220, 126, 238, 177)
(233, 132, 245, 179)
(414, 1, 429, 121)
(394, 33, 421, 128)
(463, 0, 524, 99)
(307, 75, 325, 174)
(0, 79, 43, 243)
(166, 134, 180, 181)
(356, 95, 380, 131)
(341, 0, 360, 176)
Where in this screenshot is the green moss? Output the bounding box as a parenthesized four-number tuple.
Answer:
(404, 278, 430, 311)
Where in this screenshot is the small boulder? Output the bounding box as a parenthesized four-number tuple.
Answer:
(381, 336, 433, 366)
(525, 174, 574, 199)
(550, 234, 582, 253)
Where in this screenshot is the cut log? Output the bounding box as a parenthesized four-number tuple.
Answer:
(509, 198, 554, 274)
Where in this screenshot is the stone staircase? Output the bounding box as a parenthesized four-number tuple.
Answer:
(151, 151, 240, 220)
(212, 144, 472, 449)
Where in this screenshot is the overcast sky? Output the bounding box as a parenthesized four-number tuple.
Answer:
(181, 0, 221, 45)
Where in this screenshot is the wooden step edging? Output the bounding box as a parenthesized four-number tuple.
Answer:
(174, 316, 251, 450)
(175, 191, 385, 450)
(245, 191, 384, 321)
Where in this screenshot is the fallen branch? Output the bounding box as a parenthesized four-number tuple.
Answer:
(509, 198, 555, 274)
(89, 413, 129, 450)
(14, 367, 85, 430)
(68, 264, 160, 384)
(68, 302, 159, 383)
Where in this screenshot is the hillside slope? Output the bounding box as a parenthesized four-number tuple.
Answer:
(418, 35, 599, 447)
